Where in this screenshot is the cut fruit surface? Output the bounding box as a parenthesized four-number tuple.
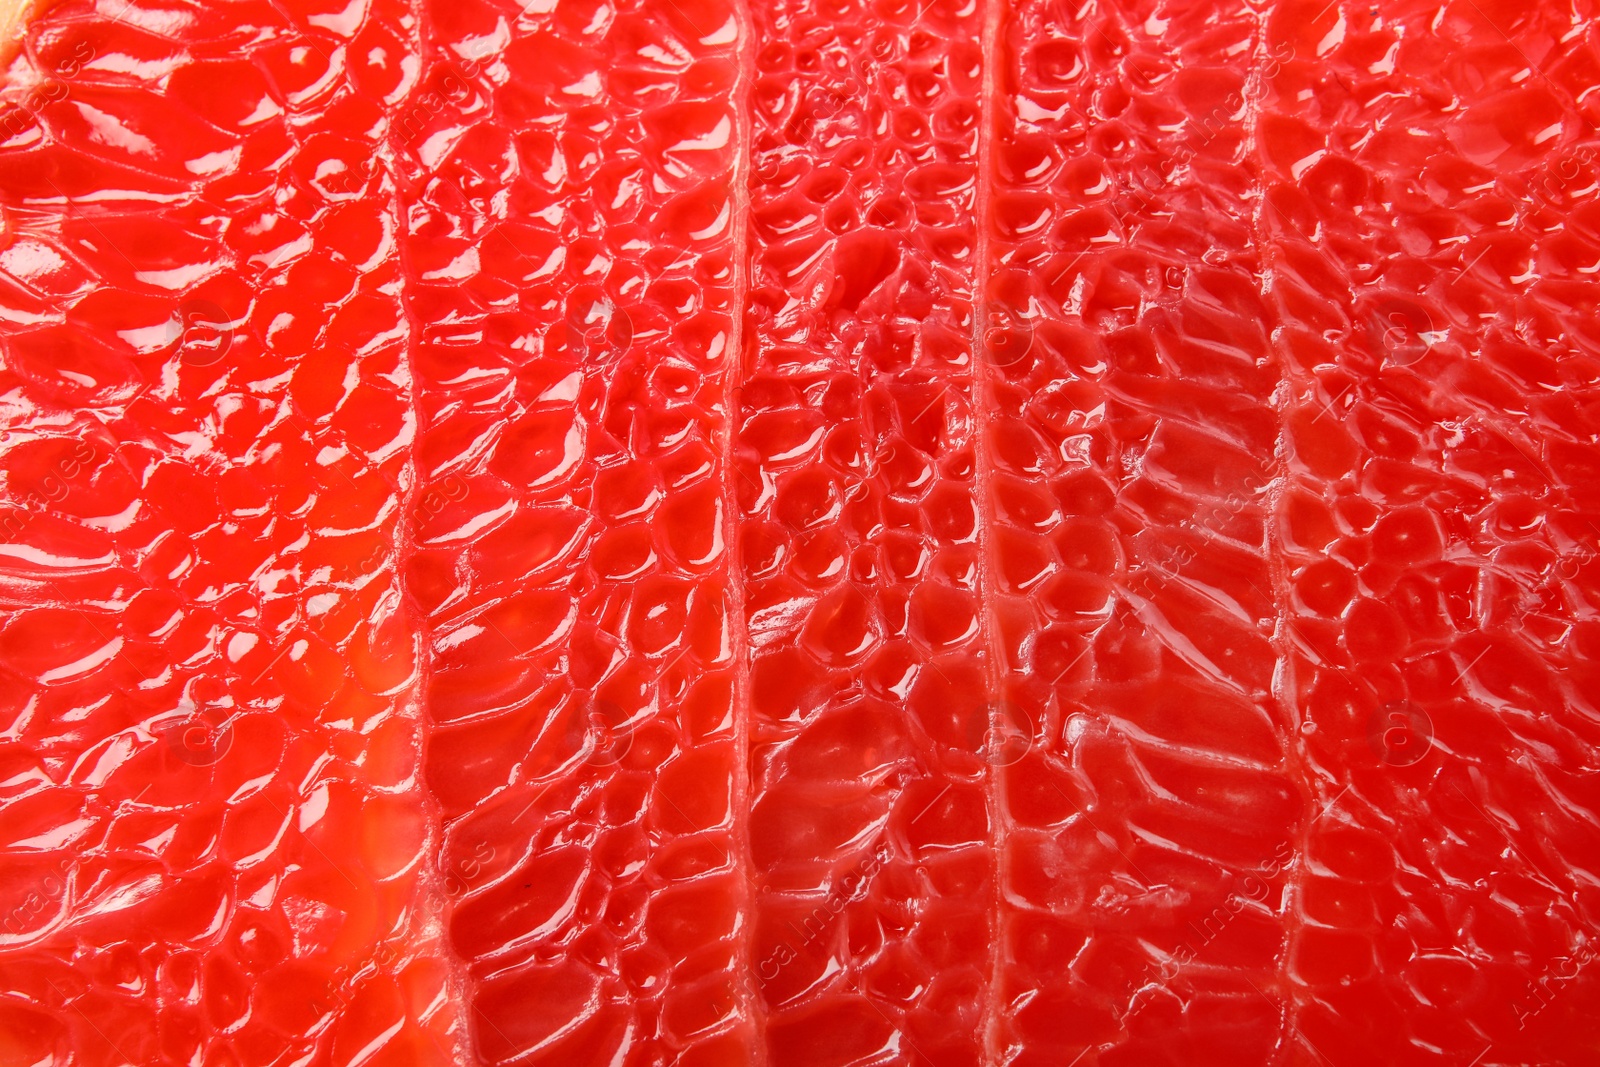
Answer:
(1, 0, 1598, 1064)
(981, 2, 1297, 1062)
(1260, 2, 1600, 1061)
(396, 0, 753, 1059)
(0, 0, 457, 1062)
(736, 1, 996, 1063)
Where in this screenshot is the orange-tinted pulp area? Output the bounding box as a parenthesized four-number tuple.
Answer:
(1, 0, 1599, 1065)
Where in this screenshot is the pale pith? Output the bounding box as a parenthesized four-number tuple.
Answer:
(0, 0, 34, 58)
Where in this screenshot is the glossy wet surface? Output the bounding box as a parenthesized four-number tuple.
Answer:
(1, 0, 1598, 1064)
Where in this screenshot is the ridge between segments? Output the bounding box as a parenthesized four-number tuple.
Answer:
(386, 0, 476, 1055)
(972, 0, 1008, 1061)
(725, 0, 767, 1058)
(1242, 0, 1317, 1061)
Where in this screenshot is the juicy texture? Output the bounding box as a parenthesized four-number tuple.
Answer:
(982, 2, 1296, 1062)
(736, 1, 995, 1063)
(0, 0, 457, 1062)
(1262, 1, 1600, 1061)
(0, 0, 1598, 1064)
(395, 0, 754, 1059)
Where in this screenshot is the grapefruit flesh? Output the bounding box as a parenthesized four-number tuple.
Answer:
(738, 1, 995, 1065)
(0, 0, 459, 1063)
(0, 0, 1597, 1064)
(396, 0, 754, 1059)
(984, 3, 1292, 1064)
(1259, 2, 1600, 1063)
